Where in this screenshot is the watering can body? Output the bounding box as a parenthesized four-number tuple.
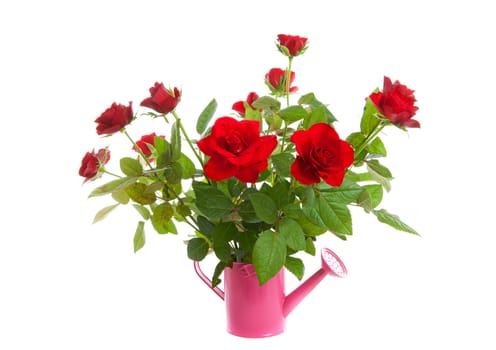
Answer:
(194, 248, 347, 338)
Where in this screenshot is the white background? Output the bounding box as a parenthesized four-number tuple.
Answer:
(1, 0, 495, 349)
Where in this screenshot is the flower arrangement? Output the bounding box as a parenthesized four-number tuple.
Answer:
(79, 34, 420, 286)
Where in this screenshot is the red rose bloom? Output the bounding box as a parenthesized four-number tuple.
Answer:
(140, 82, 181, 114)
(133, 132, 165, 157)
(277, 34, 308, 57)
(232, 92, 260, 117)
(197, 117, 277, 183)
(369, 76, 420, 128)
(79, 148, 110, 182)
(265, 68, 298, 94)
(95, 102, 133, 135)
(290, 123, 354, 186)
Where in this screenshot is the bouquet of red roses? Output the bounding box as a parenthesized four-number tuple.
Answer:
(80, 34, 420, 285)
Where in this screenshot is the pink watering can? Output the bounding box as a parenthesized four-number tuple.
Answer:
(194, 247, 347, 338)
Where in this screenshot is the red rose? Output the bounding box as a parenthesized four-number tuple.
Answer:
(290, 123, 354, 186)
(133, 132, 165, 157)
(232, 92, 260, 117)
(140, 82, 181, 114)
(197, 117, 277, 183)
(95, 102, 133, 135)
(79, 148, 110, 182)
(277, 34, 308, 57)
(265, 68, 298, 94)
(369, 76, 420, 128)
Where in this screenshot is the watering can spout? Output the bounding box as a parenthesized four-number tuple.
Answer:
(283, 248, 347, 317)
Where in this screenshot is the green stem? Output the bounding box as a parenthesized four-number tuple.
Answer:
(285, 57, 293, 108)
(101, 169, 121, 178)
(354, 121, 386, 158)
(171, 111, 204, 167)
(122, 129, 153, 169)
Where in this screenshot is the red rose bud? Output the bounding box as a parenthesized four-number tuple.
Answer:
(133, 132, 165, 157)
(265, 68, 298, 94)
(369, 76, 420, 128)
(79, 148, 110, 182)
(290, 123, 354, 186)
(140, 82, 181, 114)
(232, 92, 260, 117)
(197, 117, 277, 183)
(277, 34, 308, 57)
(95, 102, 133, 135)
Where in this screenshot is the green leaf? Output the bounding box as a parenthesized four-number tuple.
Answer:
(89, 177, 138, 198)
(253, 230, 286, 285)
(361, 96, 381, 135)
(177, 153, 196, 179)
(187, 237, 209, 261)
(197, 216, 215, 239)
(170, 121, 181, 162)
(318, 178, 363, 204)
(356, 189, 373, 212)
(285, 256, 305, 280)
(303, 104, 327, 129)
(271, 152, 294, 177)
(164, 161, 183, 184)
(196, 99, 217, 135)
(153, 135, 167, 155)
(298, 92, 337, 123)
(346, 132, 366, 151)
(318, 196, 352, 236)
(125, 183, 156, 205)
(367, 159, 392, 192)
(368, 137, 387, 156)
(212, 261, 227, 288)
(151, 202, 174, 234)
(249, 192, 278, 224)
(363, 184, 383, 209)
(278, 105, 308, 123)
(133, 204, 150, 220)
(305, 237, 316, 255)
(111, 189, 129, 204)
(278, 217, 306, 251)
(346, 171, 373, 182)
(192, 181, 235, 219)
(133, 221, 145, 253)
(93, 204, 119, 223)
(120, 157, 143, 177)
(252, 96, 281, 111)
(373, 209, 419, 235)
(213, 222, 238, 262)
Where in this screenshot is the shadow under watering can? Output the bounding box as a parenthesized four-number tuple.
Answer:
(194, 247, 347, 338)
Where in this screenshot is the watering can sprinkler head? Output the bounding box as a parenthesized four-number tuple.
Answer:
(282, 247, 347, 317)
(320, 247, 348, 278)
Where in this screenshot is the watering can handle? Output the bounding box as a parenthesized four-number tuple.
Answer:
(193, 261, 225, 300)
